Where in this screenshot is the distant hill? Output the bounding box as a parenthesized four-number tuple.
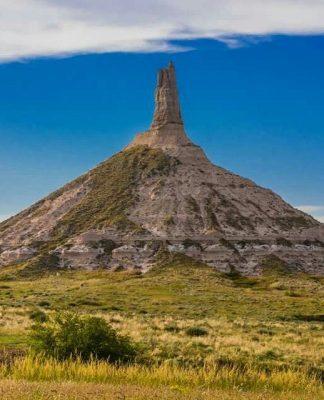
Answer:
(0, 62, 323, 275)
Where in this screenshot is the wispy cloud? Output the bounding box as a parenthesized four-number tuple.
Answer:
(297, 205, 324, 213)
(1, 0, 324, 62)
(0, 215, 11, 222)
(296, 205, 324, 224)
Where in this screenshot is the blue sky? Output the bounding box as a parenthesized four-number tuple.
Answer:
(0, 1, 324, 223)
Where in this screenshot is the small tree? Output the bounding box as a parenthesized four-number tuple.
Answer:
(29, 311, 138, 363)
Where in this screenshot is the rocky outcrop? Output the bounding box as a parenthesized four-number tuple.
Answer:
(0, 62, 323, 275)
(127, 62, 206, 161)
(151, 62, 183, 129)
(0, 246, 36, 265)
(43, 235, 324, 275)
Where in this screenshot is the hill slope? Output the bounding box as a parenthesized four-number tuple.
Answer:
(0, 63, 323, 275)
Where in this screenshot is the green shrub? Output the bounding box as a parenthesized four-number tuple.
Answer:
(258, 349, 280, 361)
(38, 300, 51, 308)
(185, 326, 208, 337)
(293, 314, 324, 322)
(29, 311, 138, 363)
(29, 309, 47, 323)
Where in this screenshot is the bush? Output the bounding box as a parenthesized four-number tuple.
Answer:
(38, 300, 51, 308)
(185, 326, 208, 337)
(29, 311, 138, 363)
(29, 309, 47, 323)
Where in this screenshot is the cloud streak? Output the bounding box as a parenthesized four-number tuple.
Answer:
(1, 0, 324, 62)
(0, 215, 11, 222)
(297, 205, 324, 213)
(296, 205, 324, 224)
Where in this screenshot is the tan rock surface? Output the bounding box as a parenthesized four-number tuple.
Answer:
(0, 63, 323, 275)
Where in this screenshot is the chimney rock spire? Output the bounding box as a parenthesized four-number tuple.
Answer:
(151, 61, 183, 129)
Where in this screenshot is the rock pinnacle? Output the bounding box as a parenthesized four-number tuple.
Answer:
(151, 61, 183, 129)
(128, 62, 194, 152)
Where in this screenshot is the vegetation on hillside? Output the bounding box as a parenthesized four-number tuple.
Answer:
(53, 146, 176, 239)
(2, 145, 178, 277)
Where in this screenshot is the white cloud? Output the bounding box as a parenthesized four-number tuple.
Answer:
(0, 215, 11, 222)
(296, 205, 324, 224)
(1, 0, 324, 62)
(296, 205, 324, 214)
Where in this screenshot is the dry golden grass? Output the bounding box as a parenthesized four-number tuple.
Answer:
(0, 261, 322, 398)
(2, 308, 322, 373)
(104, 313, 324, 370)
(0, 356, 322, 397)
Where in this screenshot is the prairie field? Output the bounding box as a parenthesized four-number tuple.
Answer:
(0, 255, 323, 399)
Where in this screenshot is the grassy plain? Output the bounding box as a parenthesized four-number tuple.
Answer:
(0, 255, 323, 398)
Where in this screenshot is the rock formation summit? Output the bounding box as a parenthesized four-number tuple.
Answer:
(0, 63, 323, 275)
(127, 63, 207, 165)
(128, 62, 202, 159)
(151, 61, 183, 129)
